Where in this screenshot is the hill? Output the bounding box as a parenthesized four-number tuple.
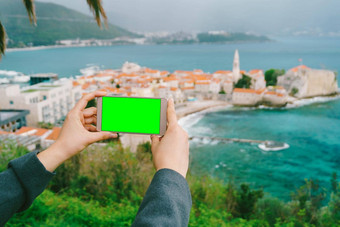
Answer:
(197, 32, 270, 43)
(0, 0, 138, 47)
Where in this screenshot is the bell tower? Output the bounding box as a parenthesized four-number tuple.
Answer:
(233, 49, 241, 82)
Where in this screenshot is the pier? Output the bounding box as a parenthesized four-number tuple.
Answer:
(189, 136, 267, 144)
(189, 136, 290, 151)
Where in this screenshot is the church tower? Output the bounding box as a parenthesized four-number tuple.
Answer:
(232, 49, 241, 82)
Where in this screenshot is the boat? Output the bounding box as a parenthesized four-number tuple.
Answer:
(258, 141, 289, 151)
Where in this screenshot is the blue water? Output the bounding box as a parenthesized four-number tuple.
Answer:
(1, 37, 339, 199)
(1, 37, 340, 77)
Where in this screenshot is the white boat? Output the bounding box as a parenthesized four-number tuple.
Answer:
(80, 66, 100, 76)
(258, 141, 290, 151)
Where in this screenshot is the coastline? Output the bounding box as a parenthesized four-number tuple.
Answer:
(176, 100, 230, 119)
(6, 44, 89, 53)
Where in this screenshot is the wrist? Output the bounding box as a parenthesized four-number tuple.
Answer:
(37, 141, 69, 172)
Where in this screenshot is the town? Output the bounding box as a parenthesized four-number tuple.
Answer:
(0, 50, 338, 151)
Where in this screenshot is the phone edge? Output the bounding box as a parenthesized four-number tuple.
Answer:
(96, 97, 102, 131)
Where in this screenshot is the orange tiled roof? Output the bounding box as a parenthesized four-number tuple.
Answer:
(15, 127, 49, 136)
(72, 81, 80, 87)
(249, 69, 263, 74)
(195, 81, 210, 85)
(214, 70, 232, 74)
(0, 130, 9, 135)
(181, 86, 195, 90)
(233, 88, 263, 94)
(45, 127, 61, 141)
(265, 91, 284, 97)
(290, 65, 310, 72)
(170, 87, 178, 91)
(82, 83, 90, 90)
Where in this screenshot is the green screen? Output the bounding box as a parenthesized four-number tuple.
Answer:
(101, 97, 161, 134)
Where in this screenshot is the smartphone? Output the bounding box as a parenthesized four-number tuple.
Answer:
(96, 96, 167, 135)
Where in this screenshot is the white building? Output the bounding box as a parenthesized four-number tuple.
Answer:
(0, 80, 82, 126)
(233, 50, 241, 83)
(248, 69, 266, 90)
(232, 88, 264, 106)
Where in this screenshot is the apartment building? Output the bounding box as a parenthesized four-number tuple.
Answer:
(0, 80, 82, 126)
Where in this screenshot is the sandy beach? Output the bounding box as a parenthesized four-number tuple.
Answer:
(175, 100, 230, 119)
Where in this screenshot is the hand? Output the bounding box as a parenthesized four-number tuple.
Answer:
(150, 99, 189, 178)
(38, 91, 117, 172)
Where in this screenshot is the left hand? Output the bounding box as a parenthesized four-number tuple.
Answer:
(38, 91, 117, 172)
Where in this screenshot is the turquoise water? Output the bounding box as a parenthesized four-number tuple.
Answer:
(1, 37, 339, 199)
(182, 99, 340, 200)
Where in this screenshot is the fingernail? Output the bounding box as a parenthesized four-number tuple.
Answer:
(110, 133, 117, 138)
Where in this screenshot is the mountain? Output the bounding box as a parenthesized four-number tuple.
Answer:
(0, 0, 138, 47)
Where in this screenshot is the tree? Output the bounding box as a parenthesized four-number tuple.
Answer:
(331, 172, 338, 193)
(291, 87, 299, 96)
(235, 184, 263, 219)
(264, 69, 285, 86)
(0, 0, 108, 58)
(234, 74, 252, 89)
(219, 88, 226, 94)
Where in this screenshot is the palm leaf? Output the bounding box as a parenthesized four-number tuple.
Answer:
(0, 21, 5, 59)
(86, 0, 108, 28)
(22, 0, 37, 25)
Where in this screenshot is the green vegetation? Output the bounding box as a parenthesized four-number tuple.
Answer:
(264, 69, 285, 86)
(235, 74, 252, 89)
(219, 89, 226, 94)
(38, 122, 55, 129)
(1, 141, 340, 226)
(197, 32, 270, 43)
(22, 89, 38, 93)
(291, 87, 299, 96)
(0, 0, 137, 47)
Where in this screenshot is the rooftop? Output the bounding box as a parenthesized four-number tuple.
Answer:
(0, 109, 30, 124)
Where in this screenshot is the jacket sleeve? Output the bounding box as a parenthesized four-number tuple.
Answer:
(132, 168, 192, 227)
(0, 151, 55, 226)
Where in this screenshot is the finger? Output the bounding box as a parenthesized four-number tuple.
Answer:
(85, 124, 98, 132)
(74, 91, 107, 111)
(83, 107, 97, 117)
(85, 116, 97, 125)
(89, 132, 118, 143)
(167, 98, 177, 127)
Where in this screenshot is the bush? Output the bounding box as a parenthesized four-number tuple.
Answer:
(2, 142, 340, 226)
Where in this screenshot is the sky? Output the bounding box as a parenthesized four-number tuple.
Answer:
(38, 0, 340, 35)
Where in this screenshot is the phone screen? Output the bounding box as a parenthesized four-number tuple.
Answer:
(101, 96, 161, 134)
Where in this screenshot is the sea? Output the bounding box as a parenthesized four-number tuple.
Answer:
(1, 37, 340, 200)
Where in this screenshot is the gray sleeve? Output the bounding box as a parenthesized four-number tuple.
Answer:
(0, 151, 55, 226)
(132, 168, 192, 227)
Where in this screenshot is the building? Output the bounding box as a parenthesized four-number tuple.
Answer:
(277, 65, 339, 98)
(233, 49, 241, 83)
(248, 69, 266, 90)
(0, 109, 30, 132)
(0, 80, 82, 126)
(232, 88, 264, 106)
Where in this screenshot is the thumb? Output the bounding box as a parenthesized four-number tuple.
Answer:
(89, 132, 117, 144)
(150, 135, 160, 148)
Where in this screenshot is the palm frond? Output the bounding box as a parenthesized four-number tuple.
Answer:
(0, 21, 6, 59)
(86, 0, 108, 28)
(22, 0, 37, 25)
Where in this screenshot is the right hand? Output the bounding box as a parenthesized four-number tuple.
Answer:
(150, 99, 190, 178)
